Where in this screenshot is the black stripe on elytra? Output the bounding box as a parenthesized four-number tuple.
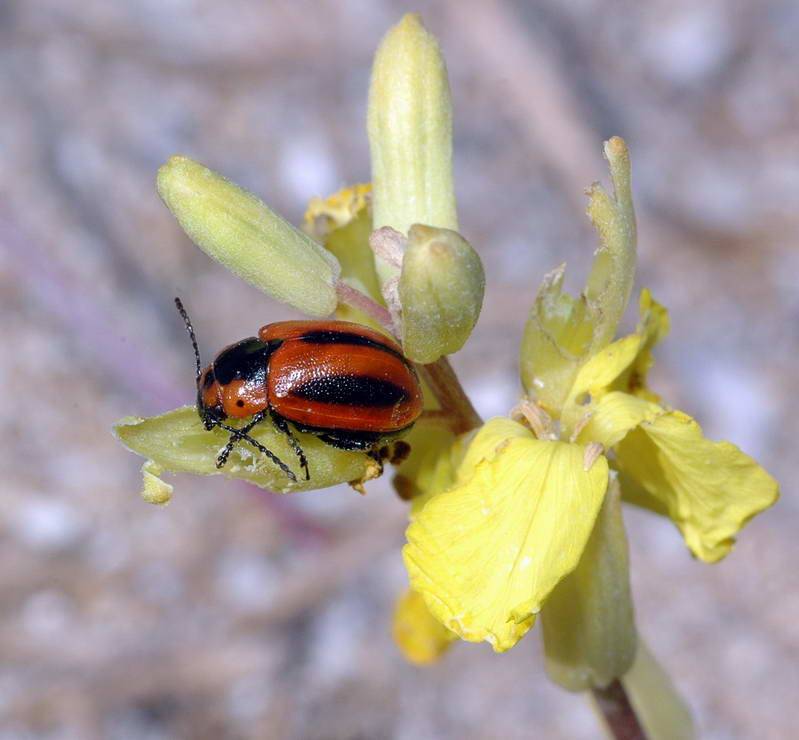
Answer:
(213, 338, 271, 385)
(299, 330, 408, 364)
(291, 374, 408, 407)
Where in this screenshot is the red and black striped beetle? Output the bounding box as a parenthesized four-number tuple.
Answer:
(175, 298, 423, 482)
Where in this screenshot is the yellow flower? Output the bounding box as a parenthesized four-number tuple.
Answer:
(404, 289, 779, 662)
(392, 588, 456, 665)
(404, 418, 609, 652)
(569, 291, 779, 563)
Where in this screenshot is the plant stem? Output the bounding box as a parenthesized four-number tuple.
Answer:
(592, 680, 647, 740)
(419, 356, 482, 434)
(336, 281, 396, 334)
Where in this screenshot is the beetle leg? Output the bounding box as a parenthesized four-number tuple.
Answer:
(366, 448, 385, 477)
(270, 412, 310, 481)
(213, 415, 298, 482)
(215, 411, 266, 468)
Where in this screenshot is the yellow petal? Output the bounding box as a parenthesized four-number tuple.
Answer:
(303, 184, 384, 327)
(404, 418, 522, 517)
(303, 183, 372, 238)
(457, 417, 533, 482)
(576, 391, 664, 448)
(614, 409, 779, 562)
(392, 588, 457, 665)
(612, 289, 670, 402)
(561, 336, 642, 436)
(404, 434, 609, 652)
(561, 291, 670, 435)
(568, 335, 642, 406)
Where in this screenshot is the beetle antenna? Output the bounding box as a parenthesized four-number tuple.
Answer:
(174, 297, 201, 380)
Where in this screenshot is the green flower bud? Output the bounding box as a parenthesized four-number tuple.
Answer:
(368, 13, 458, 284)
(114, 406, 373, 495)
(398, 224, 484, 364)
(540, 478, 637, 691)
(157, 156, 341, 317)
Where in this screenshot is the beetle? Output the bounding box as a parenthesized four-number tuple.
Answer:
(174, 298, 423, 482)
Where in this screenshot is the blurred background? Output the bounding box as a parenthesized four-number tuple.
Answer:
(1, 1, 797, 738)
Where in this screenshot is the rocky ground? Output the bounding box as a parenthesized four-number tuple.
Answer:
(1, 1, 797, 738)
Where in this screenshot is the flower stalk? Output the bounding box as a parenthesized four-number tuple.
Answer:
(417, 357, 482, 435)
(593, 681, 647, 740)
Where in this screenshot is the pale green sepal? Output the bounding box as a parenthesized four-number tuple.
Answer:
(584, 137, 637, 351)
(114, 406, 370, 494)
(519, 265, 596, 415)
(621, 638, 696, 740)
(541, 478, 637, 691)
(368, 14, 457, 284)
(520, 138, 638, 414)
(399, 225, 485, 363)
(158, 156, 340, 317)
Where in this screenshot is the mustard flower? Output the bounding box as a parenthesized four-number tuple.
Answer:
(402, 136, 778, 694)
(113, 12, 779, 739)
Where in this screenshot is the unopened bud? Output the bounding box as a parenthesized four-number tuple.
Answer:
(157, 156, 340, 317)
(368, 14, 458, 284)
(399, 224, 484, 363)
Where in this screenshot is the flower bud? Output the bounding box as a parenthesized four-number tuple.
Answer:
(399, 224, 484, 363)
(157, 156, 341, 317)
(368, 13, 458, 284)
